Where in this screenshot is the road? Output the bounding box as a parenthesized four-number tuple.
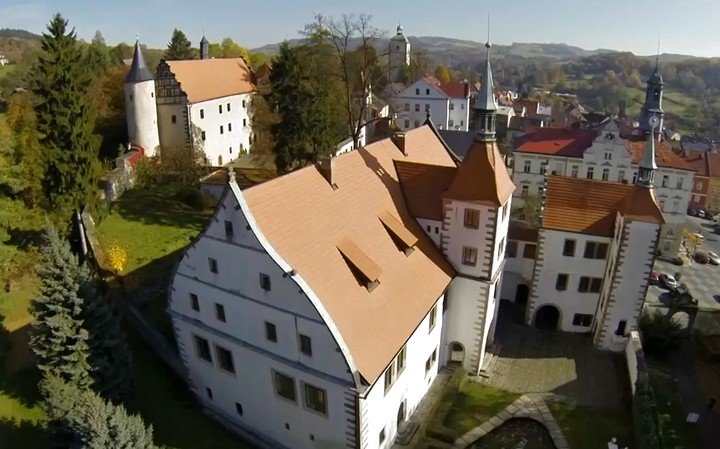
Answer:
(683, 215, 720, 255)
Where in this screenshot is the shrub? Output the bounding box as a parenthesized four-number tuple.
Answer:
(106, 243, 128, 275)
(639, 311, 687, 356)
(134, 156, 160, 189)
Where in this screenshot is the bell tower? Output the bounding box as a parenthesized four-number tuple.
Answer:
(639, 59, 664, 139)
(388, 22, 410, 83)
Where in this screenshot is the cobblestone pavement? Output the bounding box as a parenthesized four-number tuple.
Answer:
(484, 304, 628, 408)
(647, 257, 720, 311)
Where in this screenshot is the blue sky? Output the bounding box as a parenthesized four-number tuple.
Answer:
(1, 0, 719, 57)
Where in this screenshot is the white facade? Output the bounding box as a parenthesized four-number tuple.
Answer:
(393, 78, 470, 132)
(170, 183, 443, 449)
(124, 79, 160, 157)
(388, 26, 410, 83)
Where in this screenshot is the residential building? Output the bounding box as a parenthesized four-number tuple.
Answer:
(680, 151, 709, 208)
(125, 38, 257, 166)
(703, 152, 720, 213)
(169, 39, 514, 449)
(388, 24, 410, 83)
(392, 76, 476, 132)
(512, 120, 694, 256)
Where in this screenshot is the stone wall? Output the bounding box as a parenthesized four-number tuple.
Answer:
(101, 149, 143, 202)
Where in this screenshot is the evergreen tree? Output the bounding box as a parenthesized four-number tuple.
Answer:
(165, 28, 193, 60)
(86, 30, 110, 74)
(41, 374, 156, 449)
(32, 13, 101, 211)
(81, 282, 133, 401)
(29, 229, 92, 389)
(6, 92, 45, 207)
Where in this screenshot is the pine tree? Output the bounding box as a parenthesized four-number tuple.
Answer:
(165, 28, 193, 60)
(86, 30, 110, 74)
(32, 13, 101, 211)
(81, 282, 133, 401)
(41, 374, 156, 449)
(29, 229, 92, 389)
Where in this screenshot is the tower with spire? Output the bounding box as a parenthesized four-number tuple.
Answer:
(474, 39, 497, 142)
(637, 119, 659, 188)
(639, 58, 664, 139)
(200, 33, 209, 60)
(124, 39, 160, 157)
(388, 22, 410, 83)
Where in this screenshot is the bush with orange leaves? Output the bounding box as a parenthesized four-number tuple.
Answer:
(106, 243, 128, 275)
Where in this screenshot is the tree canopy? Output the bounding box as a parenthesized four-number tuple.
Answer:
(165, 28, 194, 60)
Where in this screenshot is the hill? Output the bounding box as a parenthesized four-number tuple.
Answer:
(0, 29, 40, 40)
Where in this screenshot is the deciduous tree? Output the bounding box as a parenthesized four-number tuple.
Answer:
(434, 64, 452, 84)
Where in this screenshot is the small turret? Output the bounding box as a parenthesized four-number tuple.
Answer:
(200, 34, 209, 60)
(124, 38, 160, 157)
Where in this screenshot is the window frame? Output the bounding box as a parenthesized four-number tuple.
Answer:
(299, 334, 312, 357)
(215, 303, 226, 322)
(555, 273, 569, 291)
(214, 344, 236, 374)
(562, 239, 576, 257)
(265, 321, 277, 343)
(259, 273, 271, 291)
(302, 382, 328, 417)
(224, 220, 234, 239)
(190, 293, 199, 311)
(193, 335, 212, 363)
(506, 240, 518, 258)
(461, 246, 478, 266)
(429, 304, 437, 331)
(464, 208, 480, 229)
(208, 257, 218, 273)
(272, 370, 297, 404)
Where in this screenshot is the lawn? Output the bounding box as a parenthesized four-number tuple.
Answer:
(549, 401, 634, 449)
(443, 381, 520, 436)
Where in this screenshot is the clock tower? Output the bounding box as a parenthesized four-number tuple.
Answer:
(639, 60, 664, 139)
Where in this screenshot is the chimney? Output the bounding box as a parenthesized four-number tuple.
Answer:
(318, 157, 338, 190)
(391, 132, 407, 156)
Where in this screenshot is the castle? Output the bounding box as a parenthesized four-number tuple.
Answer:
(124, 39, 256, 165)
(167, 35, 664, 449)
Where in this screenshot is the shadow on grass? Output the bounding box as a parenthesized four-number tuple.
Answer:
(108, 184, 214, 229)
(0, 417, 45, 449)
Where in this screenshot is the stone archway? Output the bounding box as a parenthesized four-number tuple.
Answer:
(448, 342, 465, 365)
(534, 305, 560, 330)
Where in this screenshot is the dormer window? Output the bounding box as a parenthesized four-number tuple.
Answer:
(337, 238, 382, 292)
(378, 210, 417, 256)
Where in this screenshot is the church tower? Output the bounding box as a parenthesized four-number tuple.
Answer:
(637, 118, 659, 188)
(200, 34, 209, 60)
(639, 60, 664, 138)
(474, 40, 497, 141)
(388, 23, 410, 83)
(124, 39, 160, 157)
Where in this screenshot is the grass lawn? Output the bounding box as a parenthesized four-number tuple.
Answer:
(443, 381, 520, 436)
(549, 401, 634, 449)
(124, 330, 254, 449)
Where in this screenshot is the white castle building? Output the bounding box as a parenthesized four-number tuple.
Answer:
(124, 39, 256, 165)
(167, 39, 664, 448)
(392, 76, 477, 132)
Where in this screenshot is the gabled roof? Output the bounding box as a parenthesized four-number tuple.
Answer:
(543, 176, 663, 237)
(679, 151, 708, 177)
(126, 40, 154, 83)
(514, 127, 596, 158)
(166, 58, 255, 103)
(437, 129, 476, 160)
(395, 160, 456, 221)
(626, 139, 693, 172)
(444, 141, 515, 207)
(436, 80, 477, 99)
(241, 126, 456, 384)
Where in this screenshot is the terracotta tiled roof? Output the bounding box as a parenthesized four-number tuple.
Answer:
(444, 141, 515, 206)
(436, 81, 478, 99)
(508, 225, 538, 242)
(395, 160, 457, 220)
(626, 140, 693, 172)
(679, 151, 709, 177)
(514, 128, 597, 158)
(543, 176, 663, 236)
(167, 58, 255, 103)
(707, 152, 720, 178)
(242, 126, 456, 384)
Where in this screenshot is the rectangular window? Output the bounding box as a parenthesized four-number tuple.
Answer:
(449, 119, 454, 127)
(404, 103, 409, 111)
(273, 371, 296, 402)
(414, 104, 420, 112)
(219, 104, 223, 114)
(171, 114, 177, 124)
(696, 182, 702, 190)
(265, 321, 277, 342)
(462, 246, 478, 266)
(208, 257, 218, 273)
(521, 185, 529, 197)
(201, 131, 206, 141)
(215, 345, 235, 374)
(215, 303, 226, 322)
(303, 383, 327, 415)
(404, 119, 410, 128)
(224, 220, 234, 238)
(414, 120, 420, 128)
(662, 175, 669, 188)
(556, 273, 568, 291)
(578, 277, 602, 293)
(572, 313, 593, 327)
(220, 125, 224, 134)
(562, 239, 576, 256)
(429, 304, 437, 331)
(384, 363, 396, 392)
(235, 402, 243, 416)
(571, 166, 578, 178)
(464, 208, 480, 228)
(227, 102, 231, 111)
(242, 99, 246, 108)
(200, 109, 205, 119)
(507, 240, 518, 258)
(190, 293, 199, 311)
(578, 276, 589, 292)
(396, 346, 406, 375)
(615, 320, 627, 336)
(194, 335, 212, 362)
(243, 118, 247, 127)
(260, 273, 271, 291)
(675, 178, 683, 189)
(604, 152, 612, 160)
(633, 172, 638, 183)
(523, 244, 537, 259)
(618, 170, 625, 182)
(590, 277, 602, 292)
(299, 334, 312, 356)
(425, 88, 430, 95)
(450, 103, 455, 110)
(524, 160, 531, 173)
(602, 168, 609, 181)
(586, 167, 594, 179)
(228, 123, 232, 132)
(584, 242, 608, 259)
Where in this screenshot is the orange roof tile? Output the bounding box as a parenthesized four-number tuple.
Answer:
(337, 237, 383, 284)
(680, 151, 709, 177)
(543, 176, 663, 236)
(395, 160, 457, 220)
(378, 210, 418, 249)
(514, 128, 597, 157)
(167, 58, 255, 103)
(626, 139, 693, 172)
(242, 126, 456, 384)
(444, 141, 515, 206)
(706, 152, 720, 178)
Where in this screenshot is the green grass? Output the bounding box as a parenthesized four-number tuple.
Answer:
(549, 402, 634, 449)
(443, 381, 520, 436)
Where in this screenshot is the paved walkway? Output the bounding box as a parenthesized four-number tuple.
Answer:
(453, 393, 569, 449)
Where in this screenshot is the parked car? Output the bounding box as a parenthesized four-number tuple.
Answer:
(697, 209, 707, 219)
(695, 251, 710, 264)
(649, 271, 659, 285)
(688, 207, 698, 216)
(658, 273, 678, 289)
(707, 251, 720, 265)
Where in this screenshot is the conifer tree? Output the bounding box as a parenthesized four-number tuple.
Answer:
(41, 374, 156, 449)
(6, 92, 45, 207)
(165, 28, 193, 60)
(81, 281, 133, 401)
(32, 13, 101, 211)
(29, 229, 92, 389)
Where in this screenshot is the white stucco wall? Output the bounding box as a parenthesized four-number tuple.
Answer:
(124, 79, 160, 156)
(528, 229, 611, 332)
(393, 79, 452, 131)
(501, 240, 536, 301)
(157, 103, 188, 154)
(444, 201, 496, 278)
(189, 93, 253, 166)
(416, 218, 443, 248)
